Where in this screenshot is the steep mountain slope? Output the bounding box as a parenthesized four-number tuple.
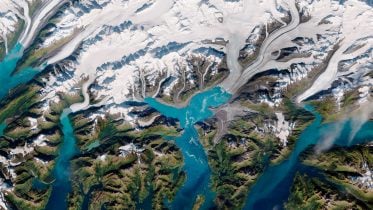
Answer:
(0, 0, 372, 209)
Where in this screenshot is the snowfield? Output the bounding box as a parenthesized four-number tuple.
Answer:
(296, 0, 373, 102)
(35, 0, 291, 109)
(0, 1, 372, 209)
(0, 0, 372, 114)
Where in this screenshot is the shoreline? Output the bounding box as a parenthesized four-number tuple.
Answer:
(149, 75, 232, 109)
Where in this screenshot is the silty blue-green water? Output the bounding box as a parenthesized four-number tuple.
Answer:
(0, 43, 38, 137)
(0, 44, 78, 209)
(85, 139, 100, 151)
(0, 43, 38, 99)
(144, 87, 231, 210)
(0, 123, 6, 136)
(45, 109, 79, 210)
(244, 105, 373, 210)
(1, 43, 372, 210)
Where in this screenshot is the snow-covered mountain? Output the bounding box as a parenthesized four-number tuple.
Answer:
(1, 0, 371, 111)
(0, 0, 372, 209)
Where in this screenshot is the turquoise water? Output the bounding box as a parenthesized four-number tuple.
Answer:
(0, 44, 78, 209)
(0, 44, 37, 137)
(244, 105, 373, 210)
(144, 87, 231, 210)
(0, 43, 38, 99)
(85, 139, 100, 151)
(0, 123, 6, 136)
(45, 109, 79, 210)
(1, 43, 372, 210)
